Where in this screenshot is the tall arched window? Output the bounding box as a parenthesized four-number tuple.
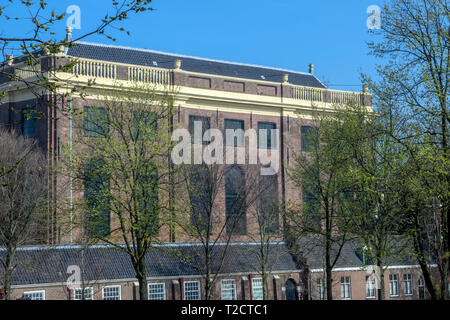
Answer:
(84, 158, 110, 237)
(187, 164, 210, 233)
(225, 165, 246, 235)
(135, 161, 159, 236)
(259, 173, 279, 234)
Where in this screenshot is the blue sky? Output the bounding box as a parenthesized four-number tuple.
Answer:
(2, 0, 384, 91)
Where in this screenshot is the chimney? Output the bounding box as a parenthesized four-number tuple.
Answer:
(65, 27, 73, 42)
(6, 54, 13, 66)
(174, 59, 182, 70)
(309, 63, 314, 75)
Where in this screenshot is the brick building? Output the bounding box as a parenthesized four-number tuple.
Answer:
(0, 36, 431, 300)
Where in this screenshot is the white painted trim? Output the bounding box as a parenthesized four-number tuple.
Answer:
(183, 280, 201, 300)
(147, 282, 166, 300)
(73, 287, 94, 300)
(23, 290, 45, 300)
(102, 285, 121, 300)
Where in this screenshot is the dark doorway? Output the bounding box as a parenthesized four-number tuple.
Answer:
(285, 279, 298, 300)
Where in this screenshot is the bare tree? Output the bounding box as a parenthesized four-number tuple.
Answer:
(0, 129, 48, 300)
(175, 161, 268, 300)
(66, 82, 176, 300)
(245, 173, 288, 300)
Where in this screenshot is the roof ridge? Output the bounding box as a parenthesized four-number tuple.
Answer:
(1, 241, 287, 251)
(72, 41, 324, 81)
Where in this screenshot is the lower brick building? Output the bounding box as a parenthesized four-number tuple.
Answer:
(1, 240, 429, 300)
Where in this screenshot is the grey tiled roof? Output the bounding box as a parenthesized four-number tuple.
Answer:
(296, 236, 418, 270)
(66, 41, 327, 89)
(0, 242, 298, 286)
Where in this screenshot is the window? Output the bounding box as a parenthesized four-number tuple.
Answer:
(302, 172, 321, 230)
(225, 165, 246, 235)
(418, 277, 425, 300)
(133, 110, 157, 140)
(389, 274, 399, 297)
(84, 106, 109, 137)
(221, 279, 237, 300)
(74, 287, 93, 300)
(404, 274, 412, 296)
(340, 276, 351, 300)
(366, 275, 376, 299)
(84, 158, 110, 237)
(301, 125, 315, 152)
(102, 286, 121, 300)
(224, 119, 245, 147)
(252, 278, 264, 300)
(23, 107, 36, 138)
(257, 122, 276, 149)
(317, 278, 325, 300)
(135, 162, 159, 236)
(184, 281, 201, 300)
(258, 174, 279, 234)
(187, 164, 210, 233)
(189, 115, 210, 144)
(148, 283, 165, 300)
(23, 290, 45, 300)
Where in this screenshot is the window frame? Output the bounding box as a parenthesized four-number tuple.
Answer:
(22, 107, 36, 139)
(340, 276, 351, 300)
(418, 277, 425, 300)
(389, 274, 399, 297)
(316, 278, 325, 300)
(221, 279, 237, 300)
(403, 274, 413, 296)
(23, 290, 45, 300)
(184, 280, 201, 300)
(74, 287, 94, 300)
(224, 119, 245, 147)
(148, 282, 166, 300)
(102, 285, 121, 300)
(301, 125, 315, 152)
(257, 121, 277, 149)
(252, 278, 264, 300)
(365, 275, 376, 299)
(84, 106, 109, 138)
(188, 115, 211, 145)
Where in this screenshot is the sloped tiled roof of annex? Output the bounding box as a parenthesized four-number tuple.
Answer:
(0, 242, 299, 286)
(296, 237, 418, 270)
(66, 41, 327, 89)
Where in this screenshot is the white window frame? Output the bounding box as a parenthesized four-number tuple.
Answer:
(102, 285, 121, 300)
(366, 275, 376, 299)
(252, 278, 264, 300)
(317, 278, 325, 300)
(418, 277, 425, 300)
(184, 281, 201, 300)
(221, 279, 237, 300)
(74, 287, 94, 300)
(340, 276, 351, 300)
(389, 274, 399, 297)
(403, 274, 413, 296)
(148, 283, 166, 300)
(23, 290, 45, 300)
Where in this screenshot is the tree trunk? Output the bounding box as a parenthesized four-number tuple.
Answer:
(378, 269, 385, 301)
(412, 215, 437, 300)
(325, 205, 333, 300)
(3, 245, 15, 300)
(135, 258, 148, 300)
(325, 235, 333, 300)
